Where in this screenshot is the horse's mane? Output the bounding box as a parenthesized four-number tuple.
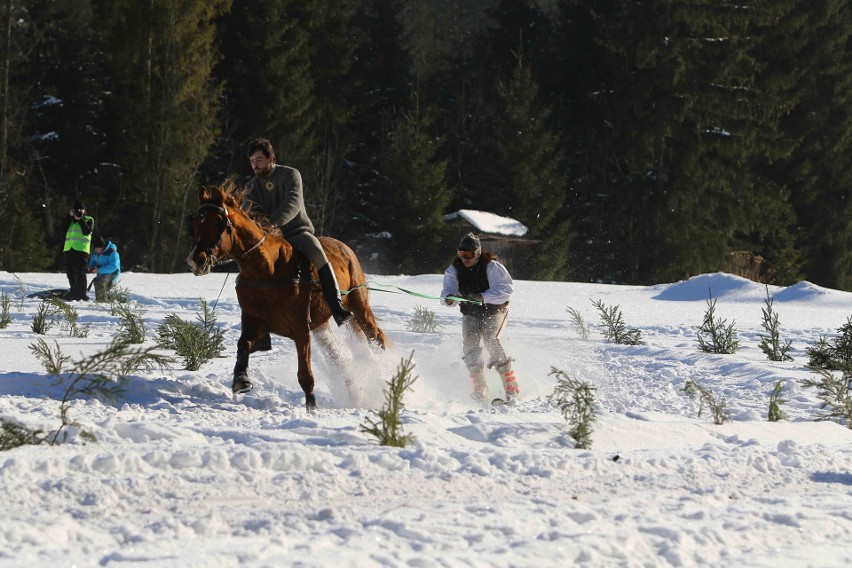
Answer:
(215, 180, 282, 238)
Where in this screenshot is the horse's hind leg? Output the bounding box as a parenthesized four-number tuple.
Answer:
(346, 289, 388, 349)
(294, 331, 318, 411)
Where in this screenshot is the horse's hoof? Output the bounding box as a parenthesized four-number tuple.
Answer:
(232, 376, 253, 394)
(305, 394, 318, 412)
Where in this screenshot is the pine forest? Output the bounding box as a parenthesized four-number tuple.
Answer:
(0, 0, 850, 290)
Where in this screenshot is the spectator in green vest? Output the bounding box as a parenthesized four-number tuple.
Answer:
(63, 199, 94, 301)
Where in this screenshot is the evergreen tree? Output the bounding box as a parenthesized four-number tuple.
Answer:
(216, 0, 313, 166)
(21, 0, 113, 263)
(401, 0, 496, 208)
(376, 91, 452, 275)
(296, 0, 360, 237)
(0, 0, 51, 271)
(215, 0, 359, 238)
(493, 54, 570, 280)
(345, 0, 412, 235)
(730, 0, 808, 285)
(552, 0, 613, 282)
(485, 0, 556, 84)
(101, 0, 229, 272)
(779, 0, 852, 290)
(575, 0, 801, 284)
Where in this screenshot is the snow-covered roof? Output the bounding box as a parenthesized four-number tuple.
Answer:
(442, 209, 528, 237)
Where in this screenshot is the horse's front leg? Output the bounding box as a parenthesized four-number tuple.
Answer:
(294, 330, 317, 411)
(232, 334, 253, 394)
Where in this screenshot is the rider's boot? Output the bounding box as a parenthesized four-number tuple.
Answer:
(318, 264, 354, 326)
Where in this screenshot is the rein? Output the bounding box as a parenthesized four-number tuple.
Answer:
(240, 233, 267, 258)
(342, 280, 483, 305)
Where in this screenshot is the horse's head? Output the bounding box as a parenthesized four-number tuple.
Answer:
(185, 186, 237, 275)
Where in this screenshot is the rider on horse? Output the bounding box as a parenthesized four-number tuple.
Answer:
(242, 137, 354, 328)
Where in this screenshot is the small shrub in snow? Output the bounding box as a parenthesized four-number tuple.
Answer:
(697, 289, 739, 354)
(156, 299, 225, 371)
(361, 353, 417, 448)
(406, 305, 442, 334)
(806, 317, 852, 371)
(31, 299, 58, 335)
(111, 301, 146, 344)
(51, 298, 90, 338)
(0, 291, 12, 328)
(6, 338, 172, 449)
(12, 273, 26, 310)
(566, 306, 590, 341)
(0, 419, 43, 451)
(548, 367, 596, 449)
(30, 298, 90, 337)
(592, 299, 642, 345)
(682, 379, 730, 425)
(801, 366, 852, 429)
(768, 380, 787, 422)
(30, 338, 72, 375)
(758, 288, 792, 362)
(105, 285, 130, 304)
(806, 336, 835, 370)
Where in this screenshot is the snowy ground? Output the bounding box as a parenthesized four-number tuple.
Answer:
(1, 270, 851, 567)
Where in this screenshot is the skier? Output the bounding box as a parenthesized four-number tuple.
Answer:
(440, 233, 520, 405)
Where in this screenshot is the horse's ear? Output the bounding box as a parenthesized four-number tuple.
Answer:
(212, 185, 229, 205)
(198, 186, 211, 203)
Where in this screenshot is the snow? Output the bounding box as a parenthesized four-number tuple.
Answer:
(1, 270, 851, 567)
(442, 209, 529, 237)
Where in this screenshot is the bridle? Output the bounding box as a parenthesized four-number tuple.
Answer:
(186, 203, 234, 265)
(186, 202, 267, 264)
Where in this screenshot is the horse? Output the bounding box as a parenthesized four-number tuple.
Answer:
(185, 183, 387, 410)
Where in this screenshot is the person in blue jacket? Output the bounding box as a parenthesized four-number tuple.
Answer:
(87, 235, 121, 302)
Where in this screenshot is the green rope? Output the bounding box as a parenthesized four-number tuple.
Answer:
(341, 280, 482, 305)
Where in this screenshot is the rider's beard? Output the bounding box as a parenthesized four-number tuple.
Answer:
(254, 165, 272, 177)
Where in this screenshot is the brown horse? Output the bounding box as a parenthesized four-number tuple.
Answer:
(185, 183, 387, 410)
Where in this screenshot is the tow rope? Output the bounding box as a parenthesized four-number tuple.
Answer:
(341, 280, 483, 305)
